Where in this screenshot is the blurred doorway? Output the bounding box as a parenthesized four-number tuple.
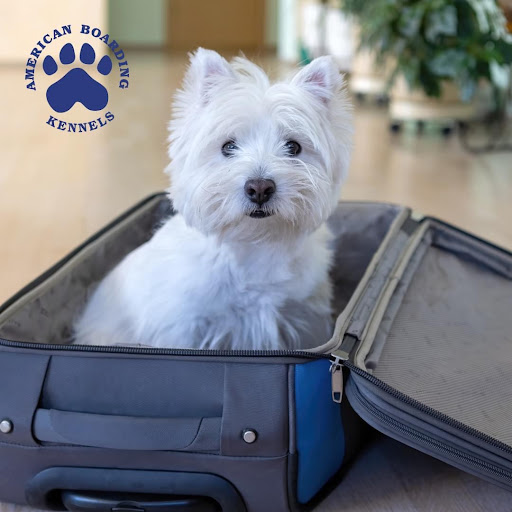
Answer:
(167, 0, 265, 52)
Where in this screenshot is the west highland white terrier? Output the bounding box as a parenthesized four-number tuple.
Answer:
(74, 48, 352, 351)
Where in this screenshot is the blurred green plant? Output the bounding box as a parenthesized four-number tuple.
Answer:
(341, 0, 512, 108)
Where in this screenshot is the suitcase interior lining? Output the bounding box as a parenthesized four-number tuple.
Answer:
(0, 197, 402, 348)
(0, 197, 173, 344)
(366, 223, 512, 446)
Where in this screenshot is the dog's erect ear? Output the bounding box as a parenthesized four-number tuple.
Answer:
(291, 56, 343, 104)
(186, 48, 237, 104)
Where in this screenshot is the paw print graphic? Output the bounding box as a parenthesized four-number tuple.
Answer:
(42, 43, 113, 113)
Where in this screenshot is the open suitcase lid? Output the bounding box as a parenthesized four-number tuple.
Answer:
(325, 210, 512, 491)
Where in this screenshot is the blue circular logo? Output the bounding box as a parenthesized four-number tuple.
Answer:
(24, 24, 131, 133)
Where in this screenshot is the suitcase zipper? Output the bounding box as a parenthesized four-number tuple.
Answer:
(324, 332, 512, 458)
(342, 360, 512, 456)
(348, 377, 512, 483)
(9, 329, 512, 462)
(0, 337, 329, 359)
(4, 332, 512, 477)
(329, 356, 344, 403)
(328, 334, 358, 403)
(6, 335, 512, 460)
(328, 349, 512, 485)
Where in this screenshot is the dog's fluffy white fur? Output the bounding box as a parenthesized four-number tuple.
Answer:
(74, 49, 352, 350)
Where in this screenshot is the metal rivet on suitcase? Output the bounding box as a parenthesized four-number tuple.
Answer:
(242, 429, 257, 443)
(0, 420, 13, 434)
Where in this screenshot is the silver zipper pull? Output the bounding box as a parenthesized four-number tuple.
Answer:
(329, 355, 344, 403)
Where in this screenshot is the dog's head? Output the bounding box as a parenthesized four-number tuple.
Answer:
(167, 48, 352, 242)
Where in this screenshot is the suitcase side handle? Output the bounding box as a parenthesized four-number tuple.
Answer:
(33, 409, 221, 451)
(61, 489, 219, 512)
(26, 467, 246, 512)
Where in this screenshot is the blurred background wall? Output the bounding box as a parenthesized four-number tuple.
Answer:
(0, 0, 282, 61)
(0, 1, 107, 62)
(0, 0, 351, 62)
(108, 0, 167, 48)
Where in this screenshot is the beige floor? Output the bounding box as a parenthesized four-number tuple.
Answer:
(1, 51, 512, 511)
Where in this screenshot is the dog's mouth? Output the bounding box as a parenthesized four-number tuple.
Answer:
(249, 209, 273, 219)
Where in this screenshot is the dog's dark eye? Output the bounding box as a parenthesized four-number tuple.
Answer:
(222, 140, 238, 157)
(284, 140, 301, 156)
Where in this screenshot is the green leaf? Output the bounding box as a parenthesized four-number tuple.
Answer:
(475, 60, 491, 81)
(398, 5, 425, 38)
(419, 63, 442, 97)
(490, 61, 510, 90)
(457, 76, 477, 102)
(428, 49, 474, 78)
(493, 39, 512, 63)
(400, 56, 421, 89)
(425, 5, 458, 43)
(456, 0, 479, 38)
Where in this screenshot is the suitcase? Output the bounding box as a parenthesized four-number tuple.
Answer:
(0, 192, 511, 512)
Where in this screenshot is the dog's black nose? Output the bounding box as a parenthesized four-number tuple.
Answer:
(244, 179, 276, 205)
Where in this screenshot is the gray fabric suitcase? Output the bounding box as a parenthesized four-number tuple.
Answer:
(0, 192, 511, 511)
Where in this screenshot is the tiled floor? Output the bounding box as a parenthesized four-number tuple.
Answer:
(0, 51, 511, 511)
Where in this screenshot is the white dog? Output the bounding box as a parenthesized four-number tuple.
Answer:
(74, 49, 352, 351)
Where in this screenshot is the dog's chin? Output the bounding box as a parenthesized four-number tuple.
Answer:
(248, 209, 273, 219)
